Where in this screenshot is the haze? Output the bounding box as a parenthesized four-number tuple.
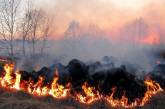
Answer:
(30, 0, 165, 39)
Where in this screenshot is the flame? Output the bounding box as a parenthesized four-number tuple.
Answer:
(142, 79, 163, 105)
(106, 79, 163, 108)
(49, 69, 71, 98)
(30, 76, 47, 96)
(12, 72, 21, 90)
(0, 64, 71, 99)
(0, 64, 163, 108)
(0, 64, 14, 87)
(75, 82, 101, 104)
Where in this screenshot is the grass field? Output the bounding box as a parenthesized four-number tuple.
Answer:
(0, 88, 164, 109)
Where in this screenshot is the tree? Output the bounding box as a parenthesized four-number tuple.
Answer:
(0, 0, 22, 59)
(40, 17, 52, 56)
(29, 9, 44, 57)
(20, 1, 32, 56)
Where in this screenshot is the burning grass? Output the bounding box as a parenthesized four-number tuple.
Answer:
(0, 88, 165, 109)
(0, 64, 164, 108)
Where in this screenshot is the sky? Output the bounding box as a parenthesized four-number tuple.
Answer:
(15, 0, 165, 67)
(29, 0, 165, 39)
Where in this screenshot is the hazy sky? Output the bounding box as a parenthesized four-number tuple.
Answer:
(16, 0, 165, 66)
(30, 0, 165, 37)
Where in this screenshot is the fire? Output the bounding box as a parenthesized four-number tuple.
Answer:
(0, 64, 71, 99)
(0, 64, 14, 87)
(0, 64, 164, 108)
(49, 69, 71, 98)
(75, 82, 101, 104)
(106, 79, 163, 108)
(12, 72, 21, 90)
(29, 76, 47, 96)
(142, 79, 163, 105)
(106, 87, 138, 108)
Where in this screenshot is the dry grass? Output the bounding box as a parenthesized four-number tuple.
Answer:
(0, 89, 164, 109)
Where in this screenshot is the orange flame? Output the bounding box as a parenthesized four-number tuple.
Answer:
(75, 82, 101, 104)
(49, 69, 71, 98)
(106, 79, 163, 108)
(0, 64, 15, 88)
(0, 64, 163, 108)
(0, 64, 71, 99)
(12, 72, 21, 90)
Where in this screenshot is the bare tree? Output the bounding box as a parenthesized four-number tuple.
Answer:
(29, 9, 44, 57)
(40, 17, 52, 56)
(0, 0, 22, 59)
(20, 1, 32, 56)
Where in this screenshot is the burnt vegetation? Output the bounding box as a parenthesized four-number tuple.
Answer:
(17, 58, 165, 105)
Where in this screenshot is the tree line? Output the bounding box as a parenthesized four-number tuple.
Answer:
(0, 0, 52, 61)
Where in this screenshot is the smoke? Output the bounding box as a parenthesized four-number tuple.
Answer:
(15, 19, 165, 74)
(38, 20, 159, 73)
(31, 0, 165, 38)
(15, 0, 165, 72)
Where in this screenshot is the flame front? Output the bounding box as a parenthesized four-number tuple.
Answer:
(0, 64, 163, 108)
(106, 79, 163, 108)
(0, 64, 70, 99)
